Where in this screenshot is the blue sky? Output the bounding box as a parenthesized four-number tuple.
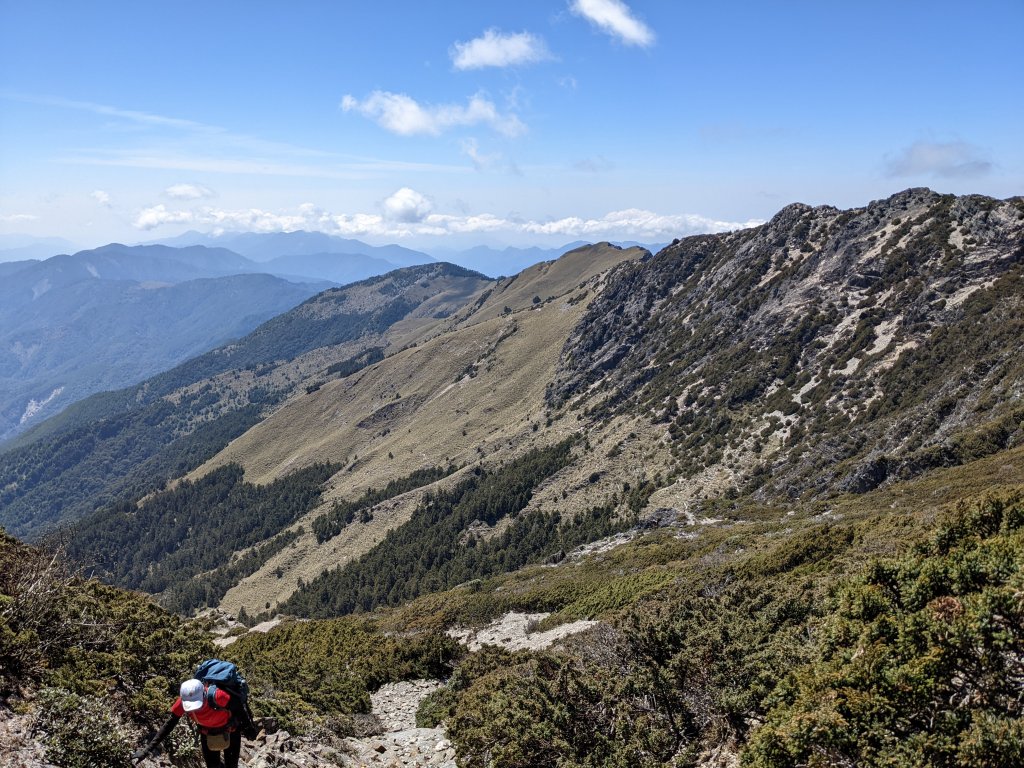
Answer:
(1, 0, 1021, 250)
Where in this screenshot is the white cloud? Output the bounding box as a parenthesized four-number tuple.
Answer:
(165, 183, 215, 200)
(451, 29, 551, 70)
(383, 188, 432, 223)
(0, 213, 38, 223)
(131, 200, 760, 242)
(133, 204, 196, 230)
(514, 209, 759, 238)
(571, 0, 655, 47)
(341, 91, 526, 138)
(885, 140, 992, 178)
(90, 190, 111, 207)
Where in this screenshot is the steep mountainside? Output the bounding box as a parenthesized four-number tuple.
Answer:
(49, 243, 645, 611)
(0, 270, 323, 440)
(0, 263, 492, 537)
(3, 190, 1023, 768)
(550, 189, 1024, 504)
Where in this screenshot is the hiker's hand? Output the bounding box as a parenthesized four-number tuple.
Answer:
(243, 724, 259, 739)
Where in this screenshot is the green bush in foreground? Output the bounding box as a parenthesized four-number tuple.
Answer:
(744, 492, 1024, 767)
(431, 645, 676, 768)
(436, 491, 1023, 767)
(1, 529, 213, 764)
(36, 687, 135, 768)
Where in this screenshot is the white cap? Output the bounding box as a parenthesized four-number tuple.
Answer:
(180, 679, 205, 712)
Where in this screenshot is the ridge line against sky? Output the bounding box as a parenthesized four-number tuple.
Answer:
(0, 0, 1021, 251)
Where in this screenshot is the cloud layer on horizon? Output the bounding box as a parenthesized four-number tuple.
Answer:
(132, 193, 761, 242)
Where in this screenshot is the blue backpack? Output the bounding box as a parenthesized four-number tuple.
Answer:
(194, 659, 250, 710)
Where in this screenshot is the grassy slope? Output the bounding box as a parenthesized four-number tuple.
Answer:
(212, 246, 647, 614)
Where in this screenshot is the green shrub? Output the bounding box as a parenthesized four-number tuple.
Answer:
(744, 492, 1024, 767)
(36, 687, 134, 768)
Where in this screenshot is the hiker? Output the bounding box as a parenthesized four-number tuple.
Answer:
(132, 666, 258, 767)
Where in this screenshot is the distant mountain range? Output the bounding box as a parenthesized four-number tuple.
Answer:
(0, 243, 332, 440)
(154, 229, 665, 277)
(0, 234, 78, 263)
(154, 230, 434, 268)
(0, 246, 325, 438)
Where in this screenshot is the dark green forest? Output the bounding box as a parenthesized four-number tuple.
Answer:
(0, 395, 270, 539)
(283, 440, 643, 618)
(284, 441, 576, 616)
(65, 461, 339, 612)
(312, 464, 454, 543)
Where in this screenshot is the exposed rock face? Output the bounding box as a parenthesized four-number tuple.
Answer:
(370, 680, 442, 732)
(550, 189, 1024, 498)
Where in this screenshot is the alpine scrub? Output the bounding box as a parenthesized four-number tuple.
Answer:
(744, 491, 1024, 767)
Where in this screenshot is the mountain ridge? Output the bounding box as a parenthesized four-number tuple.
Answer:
(172, 188, 1024, 616)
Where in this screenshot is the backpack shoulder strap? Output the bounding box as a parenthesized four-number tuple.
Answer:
(205, 683, 223, 710)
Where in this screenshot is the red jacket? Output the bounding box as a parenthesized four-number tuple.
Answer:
(171, 687, 234, 732)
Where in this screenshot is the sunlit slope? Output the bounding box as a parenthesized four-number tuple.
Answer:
(450, 242, 647, 326)
(197, 244, 645, 484)
(194, 247, 647, 613)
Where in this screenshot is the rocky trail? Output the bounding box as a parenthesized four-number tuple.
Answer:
(240, 679, 453, 768)
(245, 611, 598, 766)
(245, 611, 597, 766)
(338, 681, 454, 768)
(3, 611, 598, 767)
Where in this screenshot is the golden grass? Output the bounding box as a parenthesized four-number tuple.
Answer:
(206, 246, 647, 614)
